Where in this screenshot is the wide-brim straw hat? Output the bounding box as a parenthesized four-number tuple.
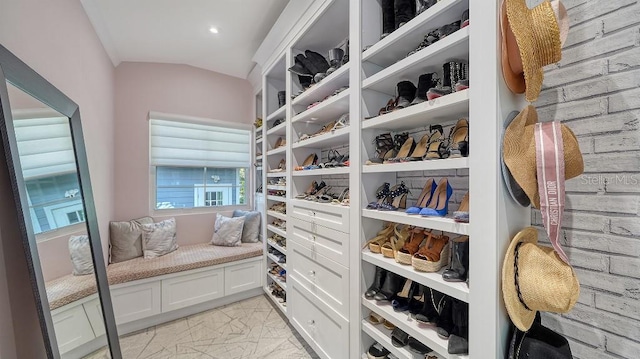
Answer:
(501, 0, 569, 102)
(502, 105, 584, 209)
(502, 227, 580, 332)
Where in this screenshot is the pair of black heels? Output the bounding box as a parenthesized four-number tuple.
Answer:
(406, 8, 470, 58)
(366, 182, 409, 211)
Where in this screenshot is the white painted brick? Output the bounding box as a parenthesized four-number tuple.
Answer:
(560, 27, 639, 66)
(564, 303, 640, 340)
(541, 314, 606, 347)
(535, 87, 564, 107)
(574, 268, 640, 299)
(563, 211, 610, 232)
(543, 58, 608, 88)
(602, 173, 640, 193)
(570, 0, 636, 26)
(563, 0, 588, 10)
(610, 217, 640, 237)
(564, 230, 640, 256)
(456, 168, 468, 176)
(610, 256, 640, 279)
(594, 132, 640, 153)
(605, 333, 640, 358)
(563, 17, 604, 48)
(602, 5, 640, 35)
(595, 292, 640, 321)
(567, 338, 621, 359)
(564, 110, 639, 136)
(564, 69, 640, 102)
(565, 175, 604, 193)
(577, 287, 596, 306)
(537, 97, 607, 122)
(583, 152, 640, 173)
(567, 193, 639, 215)
(564, 247, 610, 271)
(609, 47, 640, 73)
(610, 86, 640, 113)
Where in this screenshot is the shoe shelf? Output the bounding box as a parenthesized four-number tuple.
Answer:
(267, 195, 287, 203)
(362, 157, 469, 174)
(361, 251, 469, 302)
(266, 146, 286, 156)
(256, 166, 263, 171)
(266, 105, 286, 122)
(292, 126, 350, 149)
(267, 252, 287, 270)
(257, 137, 263, 144)
(255, 126, 263, 134)
(362, 0, 469, 68)
(267, 272, 287, 291)
(267, 185, 287, 191)
(264, 285, 287, 315)
(267, 210, 287, 221)
(292, 166, 350, 177)
(361, 209, 469, 236)
(267, 172, 287, 178)
(267, 121, 287, 136)
(292, 89, 350, 124)
(362, 90, 469, 131)
(267, 239, 287, 256)
(267, 224, 287, 238)
(362, 297, 467, 359)
(256, 155, 263, 161)
(362, 321, 426, 359)
(363, 27, 469, 94)
(292, 64, 350, 107)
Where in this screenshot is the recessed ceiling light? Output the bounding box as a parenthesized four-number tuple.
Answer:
(209, 27, 219, 34)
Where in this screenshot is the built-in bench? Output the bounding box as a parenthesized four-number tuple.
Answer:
(47, 242, 264, 357)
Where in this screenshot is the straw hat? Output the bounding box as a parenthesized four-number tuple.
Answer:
(502, 105, 584, 209)
(502, 227, 579, 332)
(501, 0, 569, 102)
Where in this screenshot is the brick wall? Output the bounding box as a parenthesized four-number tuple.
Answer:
(532, 1, 640, 358)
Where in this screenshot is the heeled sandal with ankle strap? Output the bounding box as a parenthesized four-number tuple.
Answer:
(423, 125, 449, 160)
(379, 183, 409, 211)
(367, 182, 391, 209)
(366, 133, 395, 165)
(412, 231, 450, 272)
(395, 227, 429, 265)
(448, 118, 469, 158)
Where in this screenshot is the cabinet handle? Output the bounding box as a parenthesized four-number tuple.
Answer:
(308, 270, 315, 277)
(308, 319, 315, 326)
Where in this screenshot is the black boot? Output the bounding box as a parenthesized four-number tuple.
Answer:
(288, 55, 312, 77)
(373, 271, 403, 301)
(381, 0, 395, 39)
(411, 73, 437, 105)
(277, 91, 286, 108)
(448, 300, 469, 355)
(427, 62, 453, 100)
(443, 236, 469, 282)
(436, 296, 454, 339)
(408, 284, 425, 317)
(394, 0, 416, 29)
(365, 266, 387, 299)
(417, 0, 438, 15)
(415, 287, 443, 324)
(305, 50, 330, 77)
(396, 80, 417, 109)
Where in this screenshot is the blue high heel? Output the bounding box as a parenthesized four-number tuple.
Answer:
(406, 179, 436, 214)
(419, 178, 453, 217)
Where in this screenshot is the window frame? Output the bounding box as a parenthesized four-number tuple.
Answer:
(148, 111, 254, 216)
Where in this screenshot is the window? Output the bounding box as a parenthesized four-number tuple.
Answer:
(150, 116, 250, 210)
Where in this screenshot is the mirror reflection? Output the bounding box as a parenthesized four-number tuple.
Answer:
(6, 83, 110, 358)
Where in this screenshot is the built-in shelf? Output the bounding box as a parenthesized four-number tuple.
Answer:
(362, 90, 469, 131)
(256, 155, 263, 161)
(267, 195, 286, 203)
(267, 185, 286, 191)
(362, 157, 469, 173)
(264, 286, 287, 315)
(362, 321, 425, 359)
(267, 210, 287, 220)
(267, 240, 287, 255)
(267, 224, 287, 238)
(362, 297, 467, 359)
(267, 121, 287, 136)
(267, 272, 287, 291)
(292, 126, 350, 149)
(267, 172, 287, 178)
(267, 105, 286, 122)
(257, 137, 263, 144)
(255, 126, 263, 133)
(292, 167, 350, 176)
(361, 250, 469, 302)
(362, 209, 469, 235)
(266, 146, 286, 156)
(292, 89, 350, 124)
(363, 27, 470, 94)
(267, 252, 286, 270)
(292, 64, 350, 107)
(256, 166, 263, 171)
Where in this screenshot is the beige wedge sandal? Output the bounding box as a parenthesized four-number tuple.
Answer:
(412, 231, 450, 272)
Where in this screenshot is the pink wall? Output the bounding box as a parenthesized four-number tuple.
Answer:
(0, 0, 116, 357)
(114, 62, 253, 245)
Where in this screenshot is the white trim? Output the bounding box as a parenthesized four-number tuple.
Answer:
(35, 223, 86, 243)
(148, 111, 252, 131)
(80, 0, 121, 66)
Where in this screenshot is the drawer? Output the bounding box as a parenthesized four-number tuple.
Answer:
(83, 297, 106, 337)
(52, 303, 95, 354)
(290, 217, 349, 267)
(289, 241, 349, 319)
(111, 281, 161, 324)
(161, 268, 224, 312)
(290, 199, 349, 233)
(289, 279, 349, 359)
(224, 259, 262, 295)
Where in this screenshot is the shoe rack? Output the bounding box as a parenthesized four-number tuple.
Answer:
(254, 88, 264, 232)
(254, 0, 529, 358)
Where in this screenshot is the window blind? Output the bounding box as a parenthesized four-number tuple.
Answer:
(14, 116, 77, 180)
(150, 119, 251, 168)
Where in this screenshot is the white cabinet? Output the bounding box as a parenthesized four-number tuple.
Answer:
(111, 281, 162, 324)
(83, 297, 106, 337)
(224, 260, 263, 295)
(52, 303, 95, 354)
(161, 268, 224, 312)
(290, 217, 350, 267)
(290, 200, 350, 233)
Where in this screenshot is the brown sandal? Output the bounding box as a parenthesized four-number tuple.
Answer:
(412, 231, 450, 272)
(395, 227, 427, 265)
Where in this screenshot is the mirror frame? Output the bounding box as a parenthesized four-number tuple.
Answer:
(0, 44, 121, 358)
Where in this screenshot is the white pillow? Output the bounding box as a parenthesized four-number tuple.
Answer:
(141, 218, 179, 259)
(69, 235, 94, 276)
(211, 213, 245, 247)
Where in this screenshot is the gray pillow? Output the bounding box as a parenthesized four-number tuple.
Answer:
(141, 218, 179, 259)
(232, 210, 261, 243)
(211, 213, 245, 247)
(69, 235, 94, 276)
(109, 217, 154, 263)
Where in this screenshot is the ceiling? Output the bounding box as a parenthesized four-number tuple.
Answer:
(82, 0, 290, 79)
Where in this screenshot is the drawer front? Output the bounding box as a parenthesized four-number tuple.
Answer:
(111, 281, 161, 324)
(290, 200, 349, 233)
(52, 303, 95, 354)
(289, 242, 349, 319)
(83, 297, 106, 337)
(289, 279, 349, 359)
(290, 217, 349, 267)
(224, 259, 262, 295)
(161, 268, 224, 312)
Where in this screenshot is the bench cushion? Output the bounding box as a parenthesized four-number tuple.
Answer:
(47, 242, 263, 310)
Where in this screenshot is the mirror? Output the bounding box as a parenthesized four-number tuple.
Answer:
(0, 45, 120, 358)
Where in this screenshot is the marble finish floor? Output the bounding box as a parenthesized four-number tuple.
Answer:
(85, 295, 318, 359)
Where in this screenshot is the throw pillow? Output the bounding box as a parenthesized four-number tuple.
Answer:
(141, 218, 179, 259)
(109, 216, 154, 263)
(69, 235, 94, 276)
(211, 213, 245, 247)
(232, 210, 261, 243)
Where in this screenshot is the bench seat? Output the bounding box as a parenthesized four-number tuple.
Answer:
(47, 242, 263, 310)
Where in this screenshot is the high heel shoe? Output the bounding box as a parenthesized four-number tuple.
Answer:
(295, 181, 318, 199)
(367, 183, 391, 209)
(295, 153, 319, 171)
(412, 231, 450, 272)
(379, 183, 409, 211)
(453, 191, 469, 223)
(407, 133, 431, 161)
(391, 279, 416, 312)
(385, 136, 416, 163)
(366, 133, 396, 165)
(448, 118, 469, 158)
(423, 125, 448, 160)
(395, 227, 428, 265)
(419, 178, 453, 217)
(415, 287, 445, 325)
(364, 222, 395, 254)
(406, 178, 436, 214)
